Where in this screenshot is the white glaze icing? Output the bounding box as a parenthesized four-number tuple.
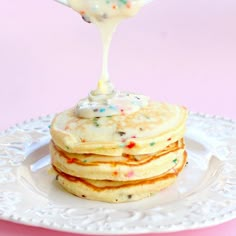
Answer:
(75, 92, 149, 118)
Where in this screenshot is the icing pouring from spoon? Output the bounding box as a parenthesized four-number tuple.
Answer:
(53, 0, 151, 118)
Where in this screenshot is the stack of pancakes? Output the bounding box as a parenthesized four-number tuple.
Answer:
(50, 102, 188, 203)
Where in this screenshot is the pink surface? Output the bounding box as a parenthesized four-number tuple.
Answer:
(0, 0, 235, 235)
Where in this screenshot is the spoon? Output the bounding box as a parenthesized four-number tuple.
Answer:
(54, 0, 153, 23)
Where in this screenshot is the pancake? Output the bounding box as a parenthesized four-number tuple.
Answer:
(50, 102, 187, 156)
(53, 151, 187, 203)
(50, 101, 188, 202)
(50, 139, 185, 181)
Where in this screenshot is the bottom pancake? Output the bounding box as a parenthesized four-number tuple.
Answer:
(53, 151, 187, 203)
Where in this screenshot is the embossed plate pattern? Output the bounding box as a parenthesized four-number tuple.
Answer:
(0, 113, 236, 235)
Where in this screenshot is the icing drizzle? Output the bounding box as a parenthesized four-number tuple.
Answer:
(68, 0, 148, 118)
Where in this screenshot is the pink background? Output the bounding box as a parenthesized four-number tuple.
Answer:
(0, 0, 236, 235)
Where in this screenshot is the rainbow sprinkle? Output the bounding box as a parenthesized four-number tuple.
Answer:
(119, 0, 127, 4)
(93, 117, 100, 127)
(99, 108, 106, 113)
(125, 170, 134, 178)
(126, 141, 136, 149)
(119, 143, 126, 148)
(67, 158, 76, 164)
(173, 158, 178, 164)
(118, 131, 126, 136)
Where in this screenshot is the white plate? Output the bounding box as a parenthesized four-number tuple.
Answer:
(0, 113, 236, 235)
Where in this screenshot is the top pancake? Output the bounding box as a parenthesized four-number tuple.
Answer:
(50, 102, 187, 156)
